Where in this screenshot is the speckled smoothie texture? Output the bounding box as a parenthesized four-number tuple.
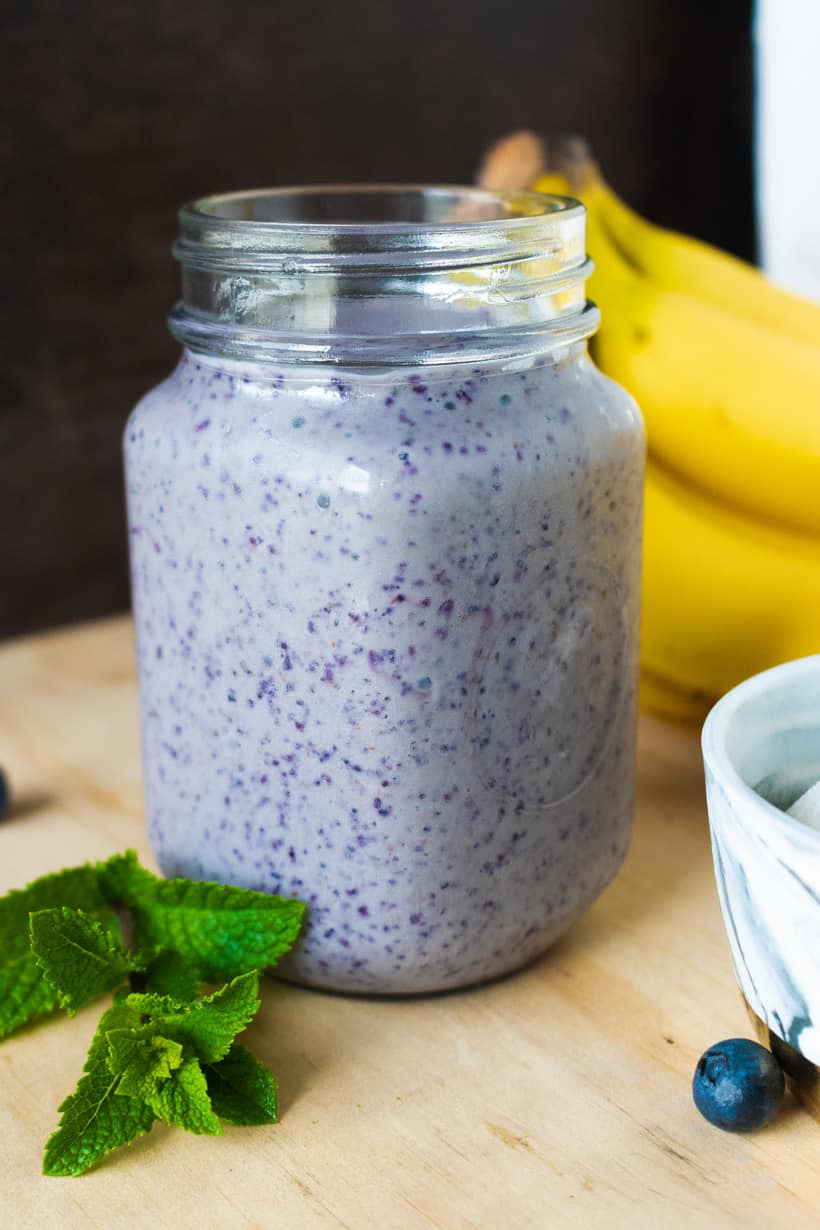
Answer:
(125, 347, 643, 992)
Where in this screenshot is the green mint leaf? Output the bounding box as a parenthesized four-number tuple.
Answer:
(142, 950, 202, 1001)
(120, 989, 188, 1016)
(96, 849, 306, 981)
(0, 957, 61, 1043)
(30, 908, 135, 1016)
(204, 1044, 278, 1125)
(124, 876, 305, 982)
(0, 865, 109, 1039)
(42, 1000, 155, 1177)
(174, 971, 260, 1063)
(107, 1030, 183, 1100)
(127, 971, 260, 1064)
(96, 850, 157, 903)
(144, 1057, 222, 1136)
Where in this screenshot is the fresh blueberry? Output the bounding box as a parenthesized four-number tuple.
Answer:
(0, 768, 8, 819)
(693, 1038, 785, 1132)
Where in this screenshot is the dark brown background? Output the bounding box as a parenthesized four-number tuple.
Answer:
(2, 0, 753, 640)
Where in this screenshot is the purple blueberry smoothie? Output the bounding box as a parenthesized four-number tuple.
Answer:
(124, 186, 644, 992)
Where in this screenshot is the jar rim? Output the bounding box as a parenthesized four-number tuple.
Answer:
(181, 183, 583, 241)
(171, 183, 596, 365)
(176, 184, 585, 271)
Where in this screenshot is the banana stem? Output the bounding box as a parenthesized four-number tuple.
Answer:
(551, 136, 603, 195)
(475, 130, 607, 200)
(476, 131, 547, 190)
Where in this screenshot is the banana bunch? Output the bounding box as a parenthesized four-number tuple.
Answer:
(479, 133, 820, 721)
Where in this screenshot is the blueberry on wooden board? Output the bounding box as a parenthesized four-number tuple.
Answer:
(693, 1038, 785, 1131)
(0, 768, 8, 819)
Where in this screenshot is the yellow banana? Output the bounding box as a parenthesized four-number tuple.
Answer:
(536, 152, 820, 349)
(638, 667, 714, 727)
(593, 180, 820, 349)
(534, 172, 574, 199)
(584, 209, 820, 537)
(531, 157, 820, 718)
(641, 457, 820, 707)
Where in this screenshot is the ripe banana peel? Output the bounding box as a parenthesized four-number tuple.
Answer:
(517, 154, 820, 719)
(591, 181, 820, 349)
(642, 459, 820, 716)
(585, 209, 820, 537)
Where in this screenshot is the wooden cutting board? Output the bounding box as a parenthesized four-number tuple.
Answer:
(1, 616, 819, 1229)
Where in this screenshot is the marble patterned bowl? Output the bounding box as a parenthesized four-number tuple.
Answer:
(702, 655, 820, 1103)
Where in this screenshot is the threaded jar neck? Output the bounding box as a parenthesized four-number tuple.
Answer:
(170, 184, 598, 366)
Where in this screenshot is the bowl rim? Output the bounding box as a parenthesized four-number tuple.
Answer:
(701, 653, 820, 843)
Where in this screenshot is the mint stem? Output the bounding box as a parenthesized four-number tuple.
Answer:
(112, 903, 135, 953)
(113, 903, 147, 991)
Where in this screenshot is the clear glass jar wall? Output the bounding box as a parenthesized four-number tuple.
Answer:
(124, 185, 644, 993)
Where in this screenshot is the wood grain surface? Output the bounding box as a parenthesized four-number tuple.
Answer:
(4, 615, 818, 1230)
(0, 1, 753, 640)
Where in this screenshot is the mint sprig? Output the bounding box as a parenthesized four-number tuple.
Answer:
(0, 851, 306, 1176)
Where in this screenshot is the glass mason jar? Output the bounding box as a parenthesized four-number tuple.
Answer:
(124, 185, 644, 994)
